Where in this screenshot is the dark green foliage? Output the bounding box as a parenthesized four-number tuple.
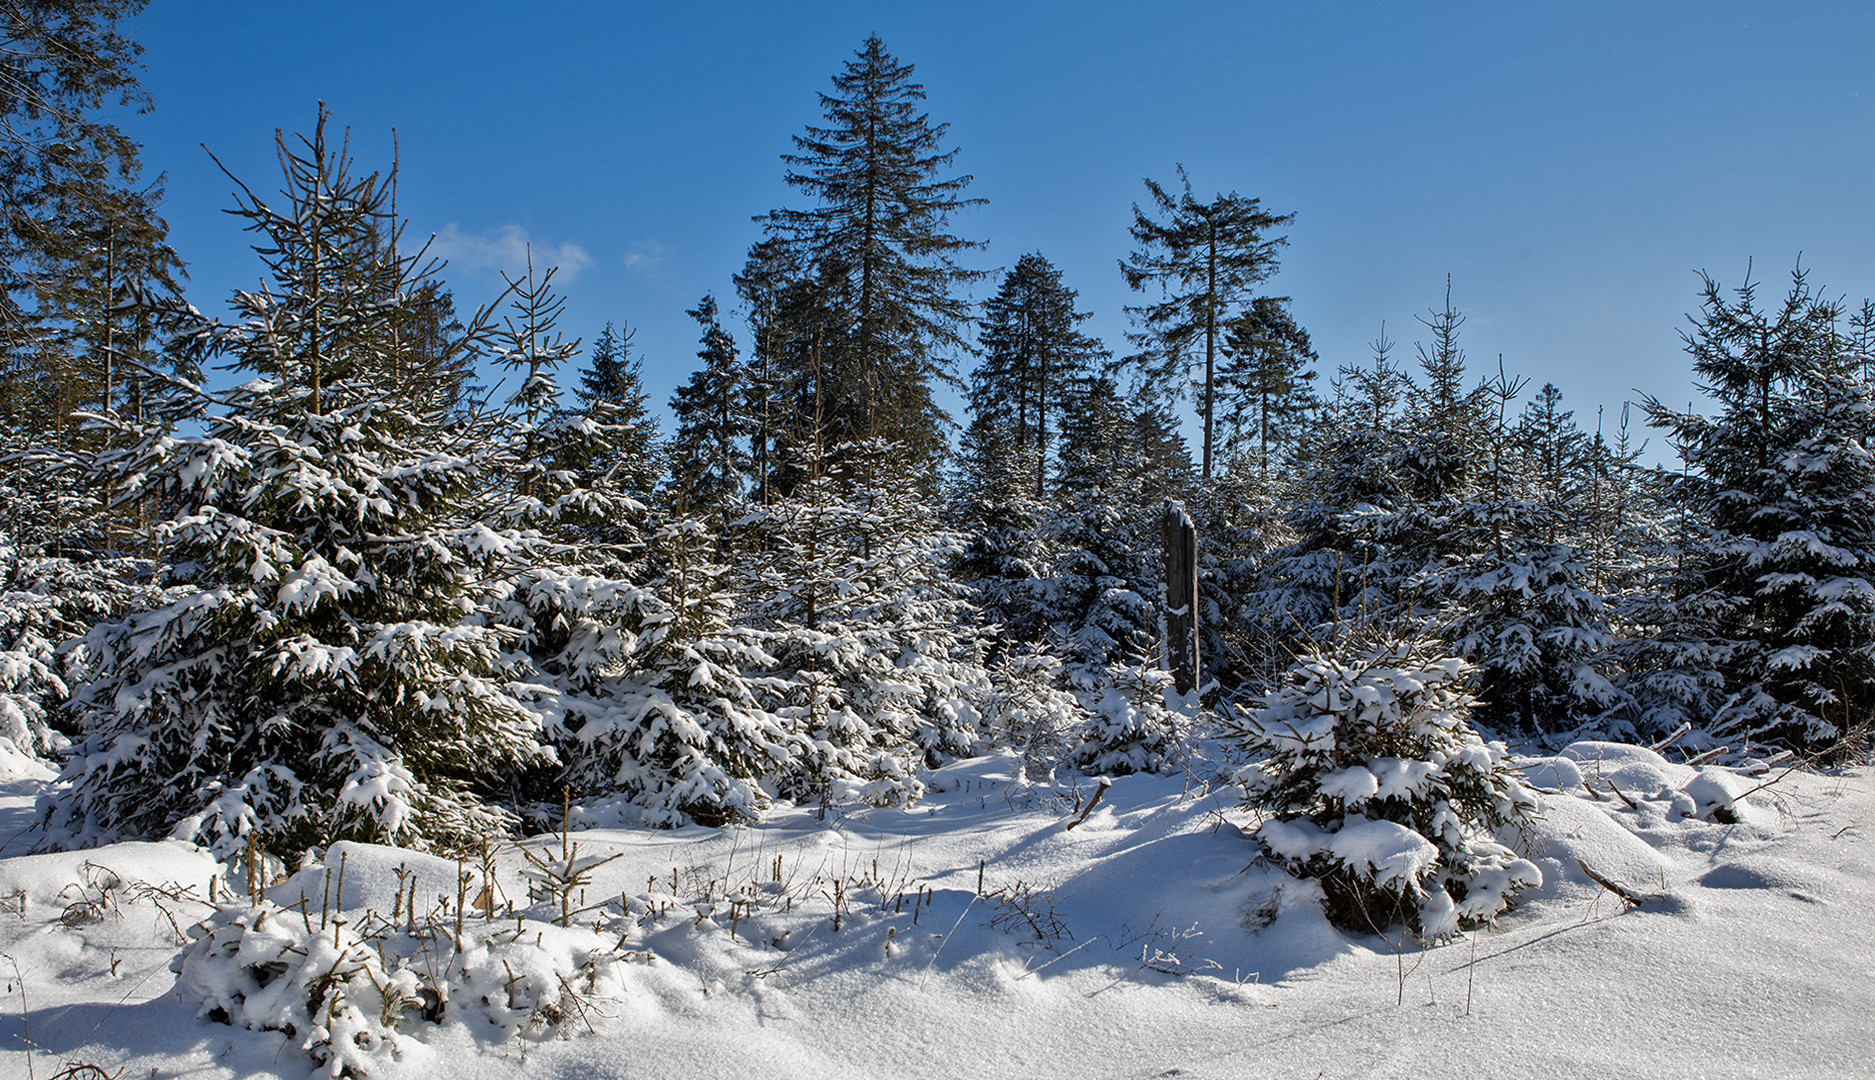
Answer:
(758, 36, 984, 473)
(1119, 165, 1292, 479)
(1644, 268, 1875, 753)
(574, 321, 661, 498)
(667, 294, 752, 520)
(972, 253, 1107, 497)
(0, 0, 185, 454)
(1217, 295, 1318, 478)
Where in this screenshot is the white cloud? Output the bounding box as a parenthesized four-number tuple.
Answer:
(427, 223, 594, 283)
(621, 239, 671, 278)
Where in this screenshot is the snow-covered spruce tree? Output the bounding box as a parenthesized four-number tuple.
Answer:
(0, 420, 165, 761)
(1644, 268, 1875, 754)
(1046, 378, 1163, 670)
(1045, 378, 1186, 775)
(466, 266, 802, 828)
(666, 293, 754, 533)
(946, 415, 1092, 773)
(1224, 627, 1540, 940)
(1191, 465, 1287, 693)
(464, 258, 672, 823)
(479, 252, 600, 525)
(574, 320, 662, 500)
(468, 252, 654, 560)
(0, 527, 171, 763)
(1251, 332, 1413, 657)
(40, 109, 552, 857)
(1605, 450, 1736, 745)
(949, 406, 1055, 648)
(1419, 373, 1623, 736)
(1070, 662, 1182, 776)
(553, 517, 802, 827)
(736, 440, 991, 806)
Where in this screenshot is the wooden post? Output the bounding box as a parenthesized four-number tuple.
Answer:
(1162, 501, 1200, 696)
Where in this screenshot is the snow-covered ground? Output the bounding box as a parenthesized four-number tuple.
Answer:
(0, 745, 1868, 1080)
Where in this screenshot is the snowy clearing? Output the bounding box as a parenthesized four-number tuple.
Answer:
(0, 746, 1868, 1080)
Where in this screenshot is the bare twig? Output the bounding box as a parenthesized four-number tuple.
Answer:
(1574, 859, 1657, 907)
(1648, 721, 1693, 753)
(1064, 777, 1112, 831)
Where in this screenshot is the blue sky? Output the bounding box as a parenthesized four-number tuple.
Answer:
(122, 1, 1875, 464)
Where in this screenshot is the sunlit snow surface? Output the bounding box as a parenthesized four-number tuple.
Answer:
(0, 745, 1870, 1079)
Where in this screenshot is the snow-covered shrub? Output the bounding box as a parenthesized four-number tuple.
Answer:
(977, 650, 1089, 773)
(0, 437, 169, 762)
(1070, 664, 1183, 776)
(0, 541, 158, 760)
(1225, 630, 1541, 940)
(174, 898, 631, 1077)
(174, 905, 419, 1078)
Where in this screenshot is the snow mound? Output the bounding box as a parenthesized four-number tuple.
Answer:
(0, 840, 220, 909)
(1519, 753, 1585, 791)
(1560, 740, 1773, 825)
(0, 737, 54, 783)
(922, 748, 1030, 800)
(1514, 792, 1676, 905)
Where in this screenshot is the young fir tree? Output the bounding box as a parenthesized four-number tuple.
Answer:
(735, 441, 991, 806)
(1119, 165, 1293, 480)
(1393, 279, 1483, 505)
(949, 409, 1054, 649)
(758, 36, 984, 473)
(1043, 378, 1185, 774)
(732, 238, 806, 507)
(482, 252, 584, 520)
(1349, 285, 1495, 642)
(1191, 466, 1287, 693)
(1224, 626, 1541, 940)
(40, 109, 552, 858)
(1602, 408, 1733, 745)
(1253, 330, 1413, 653)
(574, 320, 661, 498)
(1424, 371, 1623, 734)
(0, 525, 162, 761)
(666, 294, 753, 523)
(544, 516, 803, 828)
(1606, 480, 1736, 745)
(1644, 268, 1875, 754)
(1217, 295, 1319, 479)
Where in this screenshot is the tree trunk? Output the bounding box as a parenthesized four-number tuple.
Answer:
(1163, 501, 1200, 695)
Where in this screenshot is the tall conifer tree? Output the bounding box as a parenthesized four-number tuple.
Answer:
(972, 253, 1107, 497)
(667, 294, 752, 521)
(1119, 165, 1292, 479)
(759, 36, 984, 472)
(1644, 268, 1875, 753)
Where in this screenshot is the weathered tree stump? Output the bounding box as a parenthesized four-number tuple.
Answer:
(1162, 501, 1200, 695)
